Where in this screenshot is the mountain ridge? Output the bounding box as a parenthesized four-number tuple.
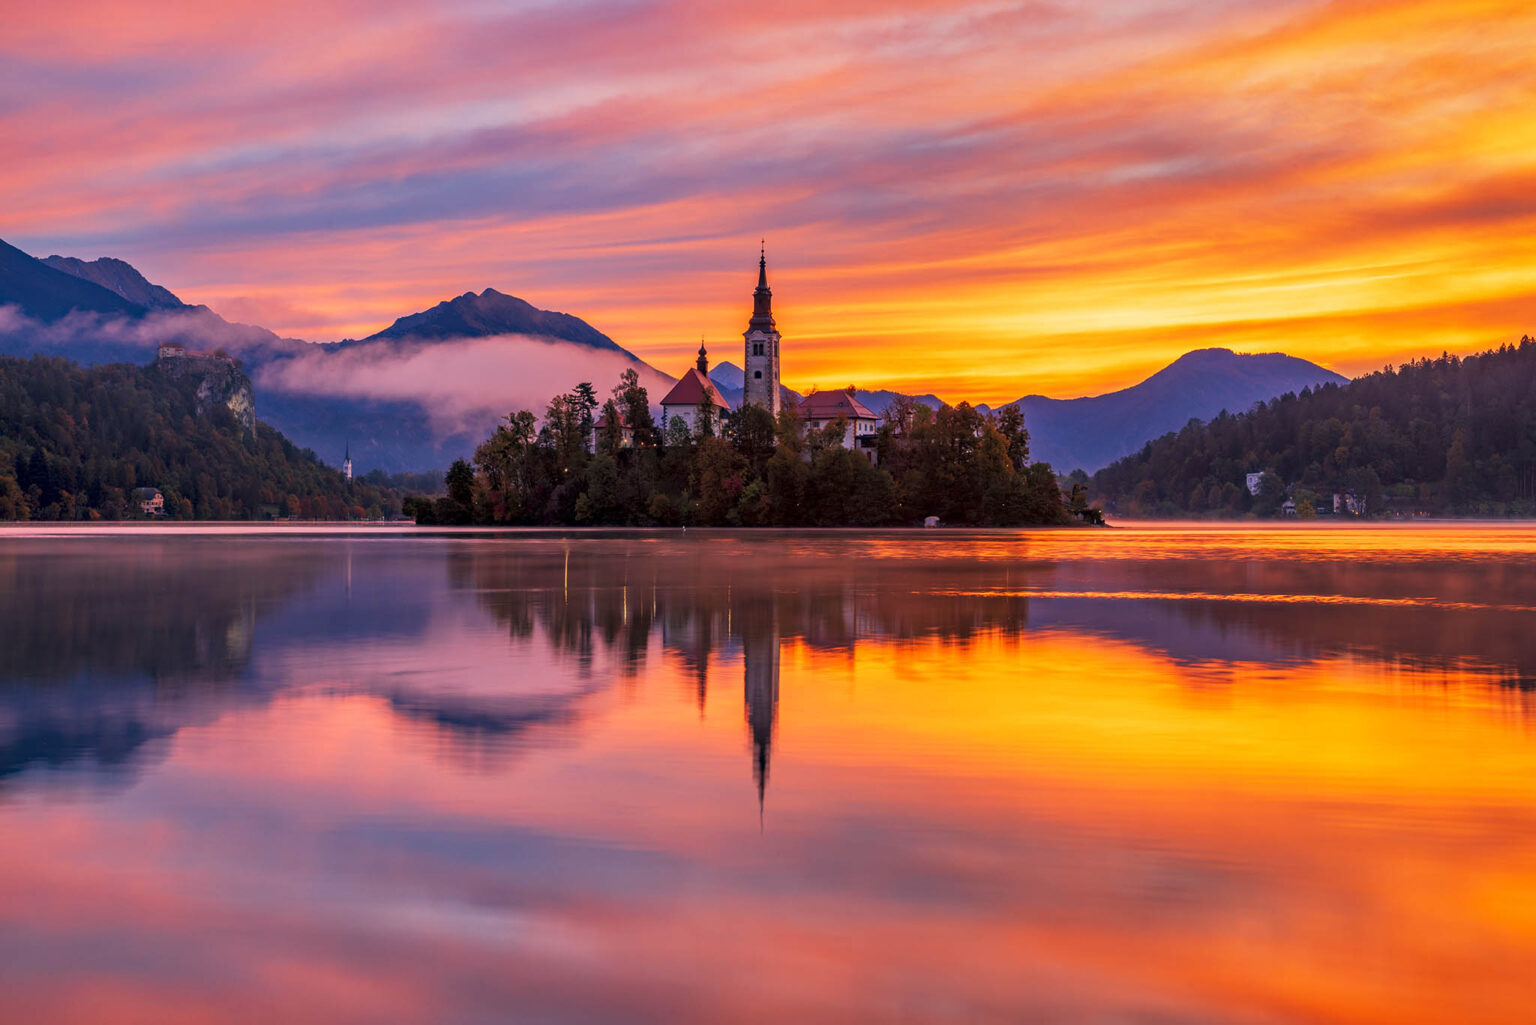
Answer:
(363, 287, 625, 353)
(0, 239, 668, 472)
(0, 238, 148, 320)
(1003, 348, 1347, 472)
(41, 255, 188, 310)
(2, 238, 1348, 477)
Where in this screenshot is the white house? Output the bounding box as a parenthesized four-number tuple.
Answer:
(798, 388, 879, 457)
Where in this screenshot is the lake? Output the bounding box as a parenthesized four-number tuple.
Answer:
(1, 523, 1533, 1024)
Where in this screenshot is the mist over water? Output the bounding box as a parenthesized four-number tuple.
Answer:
(1, 524, 1533, 1023)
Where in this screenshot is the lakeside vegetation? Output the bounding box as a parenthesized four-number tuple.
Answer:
(1093, 338, 1536, 518)
(408, 370, 1090, 527)
(0, 355, 397, 520)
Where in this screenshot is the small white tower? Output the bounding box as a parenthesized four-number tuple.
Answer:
(343, 442, 353, 481)
(742, 243, 782, 417)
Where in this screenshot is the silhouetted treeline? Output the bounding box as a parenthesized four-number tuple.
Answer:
(1093, 337, 1536, 517)
(0, 355, 397, 520)
(409, 372, 1081, 526)
(357, 468, 446, 495)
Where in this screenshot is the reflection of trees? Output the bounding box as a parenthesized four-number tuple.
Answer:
(464, 541, 1034, 666)
(0, 541, 327, 684)
(0, 539, 329, 782)
(463, 538, 1038, 808)
(1028, 556, 1536, 683)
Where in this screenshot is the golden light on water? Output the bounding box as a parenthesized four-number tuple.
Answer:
(1, 524, 1534, 1021)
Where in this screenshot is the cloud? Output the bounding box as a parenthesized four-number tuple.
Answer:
(4, 0, 1536, 400)
(253, 334, 675, 438)
(0, 303, 678, 441)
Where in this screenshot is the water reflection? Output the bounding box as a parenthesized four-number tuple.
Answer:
(0, 525, 1534, 1024)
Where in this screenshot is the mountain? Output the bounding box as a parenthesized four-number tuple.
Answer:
(708, 360, 802, 409)
(850, 387, 945, 416)
(1, 238, 1345, 479)
(41, 255, 187, 309)
(1093, 339, 1536, 517)
(364, 287, 624, 351)
(1, 239, 669, 474)
(0, 238, 146, 320)
(714, 349, 1339, 476)
(1007, 349, 1347, 473)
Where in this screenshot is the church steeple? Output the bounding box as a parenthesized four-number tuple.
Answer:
(742, 242, 783, 416)
(750, 242, 774, 329)
(696, 339, 709, 375)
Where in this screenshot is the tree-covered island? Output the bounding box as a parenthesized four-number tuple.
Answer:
(408, 369, 1095, 527)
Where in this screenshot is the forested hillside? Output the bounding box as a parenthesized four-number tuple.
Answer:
(1093, 338, 1536, 518)
(0, 355, 396, 520)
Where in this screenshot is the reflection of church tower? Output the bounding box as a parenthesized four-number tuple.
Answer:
(742, 244, 782, 417)
(740, 593, 781, 816)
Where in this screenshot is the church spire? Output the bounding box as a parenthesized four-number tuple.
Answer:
(696, 338, 709, 375)
(751, 242, 774, 328)
(742, 240, 782, 416)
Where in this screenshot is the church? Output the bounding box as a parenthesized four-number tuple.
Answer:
(660, 248, 875, 460)
(661, 246, 782, 428)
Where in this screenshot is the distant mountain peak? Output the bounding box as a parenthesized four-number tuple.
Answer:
(365, 288, 624, 353)
(0, 237, 147, 320)
(1007, 348, 1348, 473)
(709, 360, 745, 390)
(41, 255, 186, 310)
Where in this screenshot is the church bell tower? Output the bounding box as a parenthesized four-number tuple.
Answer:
(742, 244, 781, 417)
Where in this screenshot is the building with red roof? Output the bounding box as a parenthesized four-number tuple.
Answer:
(798, 387, 879, 458)
(661, 343, 731, 434)
(590, 405, 636, 451)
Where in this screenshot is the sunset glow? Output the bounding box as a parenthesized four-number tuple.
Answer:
(5, 0, 1534, 400)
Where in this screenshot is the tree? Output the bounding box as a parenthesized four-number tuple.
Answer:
(571, 381, 599, 436)
(613, 368, 656, 448)
(694, 437, 746, 524)
(542, 393, 586, 473)
(728, 404, 777, 475)
(993, 404, 1030, 471)
(442, 458, 476, 524)
(693, 392, 717, 439)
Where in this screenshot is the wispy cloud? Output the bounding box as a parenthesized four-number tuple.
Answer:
(5, 0, 1535, 400)
(255, 335, 673, 438)
(0, 304, 669, 440)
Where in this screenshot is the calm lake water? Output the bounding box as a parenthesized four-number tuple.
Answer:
(1, 524, 1534, 1024)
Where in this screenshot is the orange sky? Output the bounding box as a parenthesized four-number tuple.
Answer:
(4, 0, 1536, 402)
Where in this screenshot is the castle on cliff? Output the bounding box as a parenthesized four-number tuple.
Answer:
(154, 342, 256, 436)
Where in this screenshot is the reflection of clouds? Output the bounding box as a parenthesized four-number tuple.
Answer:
(4, 529, 1536, 1021)
(7, 527, 1535, 792)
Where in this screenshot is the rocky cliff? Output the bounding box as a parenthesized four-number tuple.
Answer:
(154, 347, 256, 435)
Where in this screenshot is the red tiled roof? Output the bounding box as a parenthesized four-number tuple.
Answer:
(593, 407, 630, 430)
(797, 388, 877, 420)
(660, 368, 731, 410)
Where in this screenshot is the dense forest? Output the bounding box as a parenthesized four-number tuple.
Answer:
(0, 355, 397, 520)
(409, 370, 1087, 527)
(1093, 337, 1536, 518)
